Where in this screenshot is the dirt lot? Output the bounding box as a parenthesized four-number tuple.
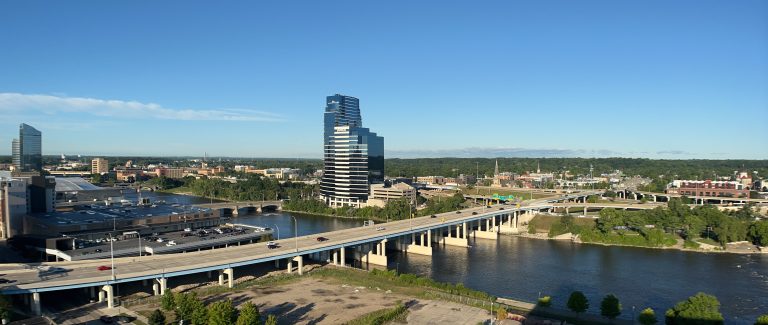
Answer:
(135, 276, 490, 324)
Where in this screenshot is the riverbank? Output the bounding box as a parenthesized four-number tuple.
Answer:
(514, 232, 766, 255)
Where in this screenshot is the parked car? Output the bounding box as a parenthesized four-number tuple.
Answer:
(472, 212, 478, 215)
(431, 215, 437, 218)
(99, 315, 114, 323)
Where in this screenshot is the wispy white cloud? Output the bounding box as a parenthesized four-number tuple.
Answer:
(0, 93, 284, 122)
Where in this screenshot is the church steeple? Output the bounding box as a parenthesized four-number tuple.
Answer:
(494, 159, 499, 176)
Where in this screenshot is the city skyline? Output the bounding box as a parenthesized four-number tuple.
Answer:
(1, 1, 767, 159)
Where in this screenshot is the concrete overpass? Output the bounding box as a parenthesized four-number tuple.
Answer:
(618, 189, 768, 205)
(0, 201, 554, 315)
(193, 200, 283, 215)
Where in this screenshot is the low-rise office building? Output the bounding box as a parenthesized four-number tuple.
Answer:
(369, 182, 417, 202)
(666, 180, 749, 198)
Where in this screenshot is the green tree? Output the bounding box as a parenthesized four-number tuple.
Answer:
(665, 292, 724, 325)
(190, 298, 209, 325)
(755, 314, 768, 325)
(236, 302, 261, 325)
(265, 314, 278, 325)
(174, 292, 199, 322)
(148, 309, 166, 325)
(0, 294, 11, 322)
(638, 308, 658, 325)
(160, 290, 175, 311)
(600, 294, 621, 320)
(567, 291, 589, 315)
(208, 299, 237, 325)
(748, 221, 768, 246)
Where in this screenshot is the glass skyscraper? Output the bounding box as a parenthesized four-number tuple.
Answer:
(12, 123, 42, 172)
(321, 95, 384, 208)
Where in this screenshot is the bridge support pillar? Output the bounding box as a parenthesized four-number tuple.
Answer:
(407, 230, 433, 255)
(98, 290, 105, 303)
(152, 283, 159, 296)
(362, 239, 388, 267)
(89, 286, 96, 300)
(102, 285, 114, 309)
(287, 256, 304, 275)
(222, 268, 234, 287)
(443, 225, 469, 247)
(340, 247, 346, 267)
(31, 292, 41, 316)
(473, 217, 499, 240)
(157, 278, 168, 296)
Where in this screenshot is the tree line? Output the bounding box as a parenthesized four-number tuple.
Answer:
(384, 158, 768, 180)
(283, 193, 467, 221)
(531, 290, 764, 324)
(543, 199, 767, 248)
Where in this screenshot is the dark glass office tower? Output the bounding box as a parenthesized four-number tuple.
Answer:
(324, 94, 362, 145)
(321, 95, 384, 207)
(13, 124, 42, 172)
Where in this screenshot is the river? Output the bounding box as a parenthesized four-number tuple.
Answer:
(232, 210, 767, 323)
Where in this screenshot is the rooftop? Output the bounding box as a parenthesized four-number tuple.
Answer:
(34, 200, 213, 227)
(54, 177, 103, 192)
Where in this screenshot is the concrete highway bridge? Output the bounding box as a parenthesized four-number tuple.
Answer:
(0, 204, 566, 315)
(193, 200, 283, 215)
(618, 189, 768, 205)
(0, 192, 597, 316)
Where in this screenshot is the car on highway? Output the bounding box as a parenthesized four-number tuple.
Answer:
(472, 212, 478, 215)
(431, 215, 437, 218)
(97, 265, 112, 271)
(40, 266, 70, 274)
(375, 227, 385, 231)
(94, 249, 103, 253)
(316, 236, 328, 242)
(0, 279, 16, 284)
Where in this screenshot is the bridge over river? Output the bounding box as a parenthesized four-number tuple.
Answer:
(0, 192, 600, 315)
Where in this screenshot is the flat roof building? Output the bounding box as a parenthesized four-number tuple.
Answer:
(92, 158, 109, 175)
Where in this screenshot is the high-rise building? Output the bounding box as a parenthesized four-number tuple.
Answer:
(324, 94, 362, 144)
(12, 123, 42, 172)
(321, 95, 384, 208)
(92, 158, 109, 174)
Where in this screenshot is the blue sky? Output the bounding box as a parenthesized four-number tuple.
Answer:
(0, 1, 766, 159)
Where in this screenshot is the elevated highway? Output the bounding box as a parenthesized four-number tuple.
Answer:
(0, 192, 595, 315)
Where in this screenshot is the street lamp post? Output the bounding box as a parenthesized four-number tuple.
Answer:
(290, 215, 298, 252)
(109, 233, 115, 281)
(273, 224, 280, 240)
